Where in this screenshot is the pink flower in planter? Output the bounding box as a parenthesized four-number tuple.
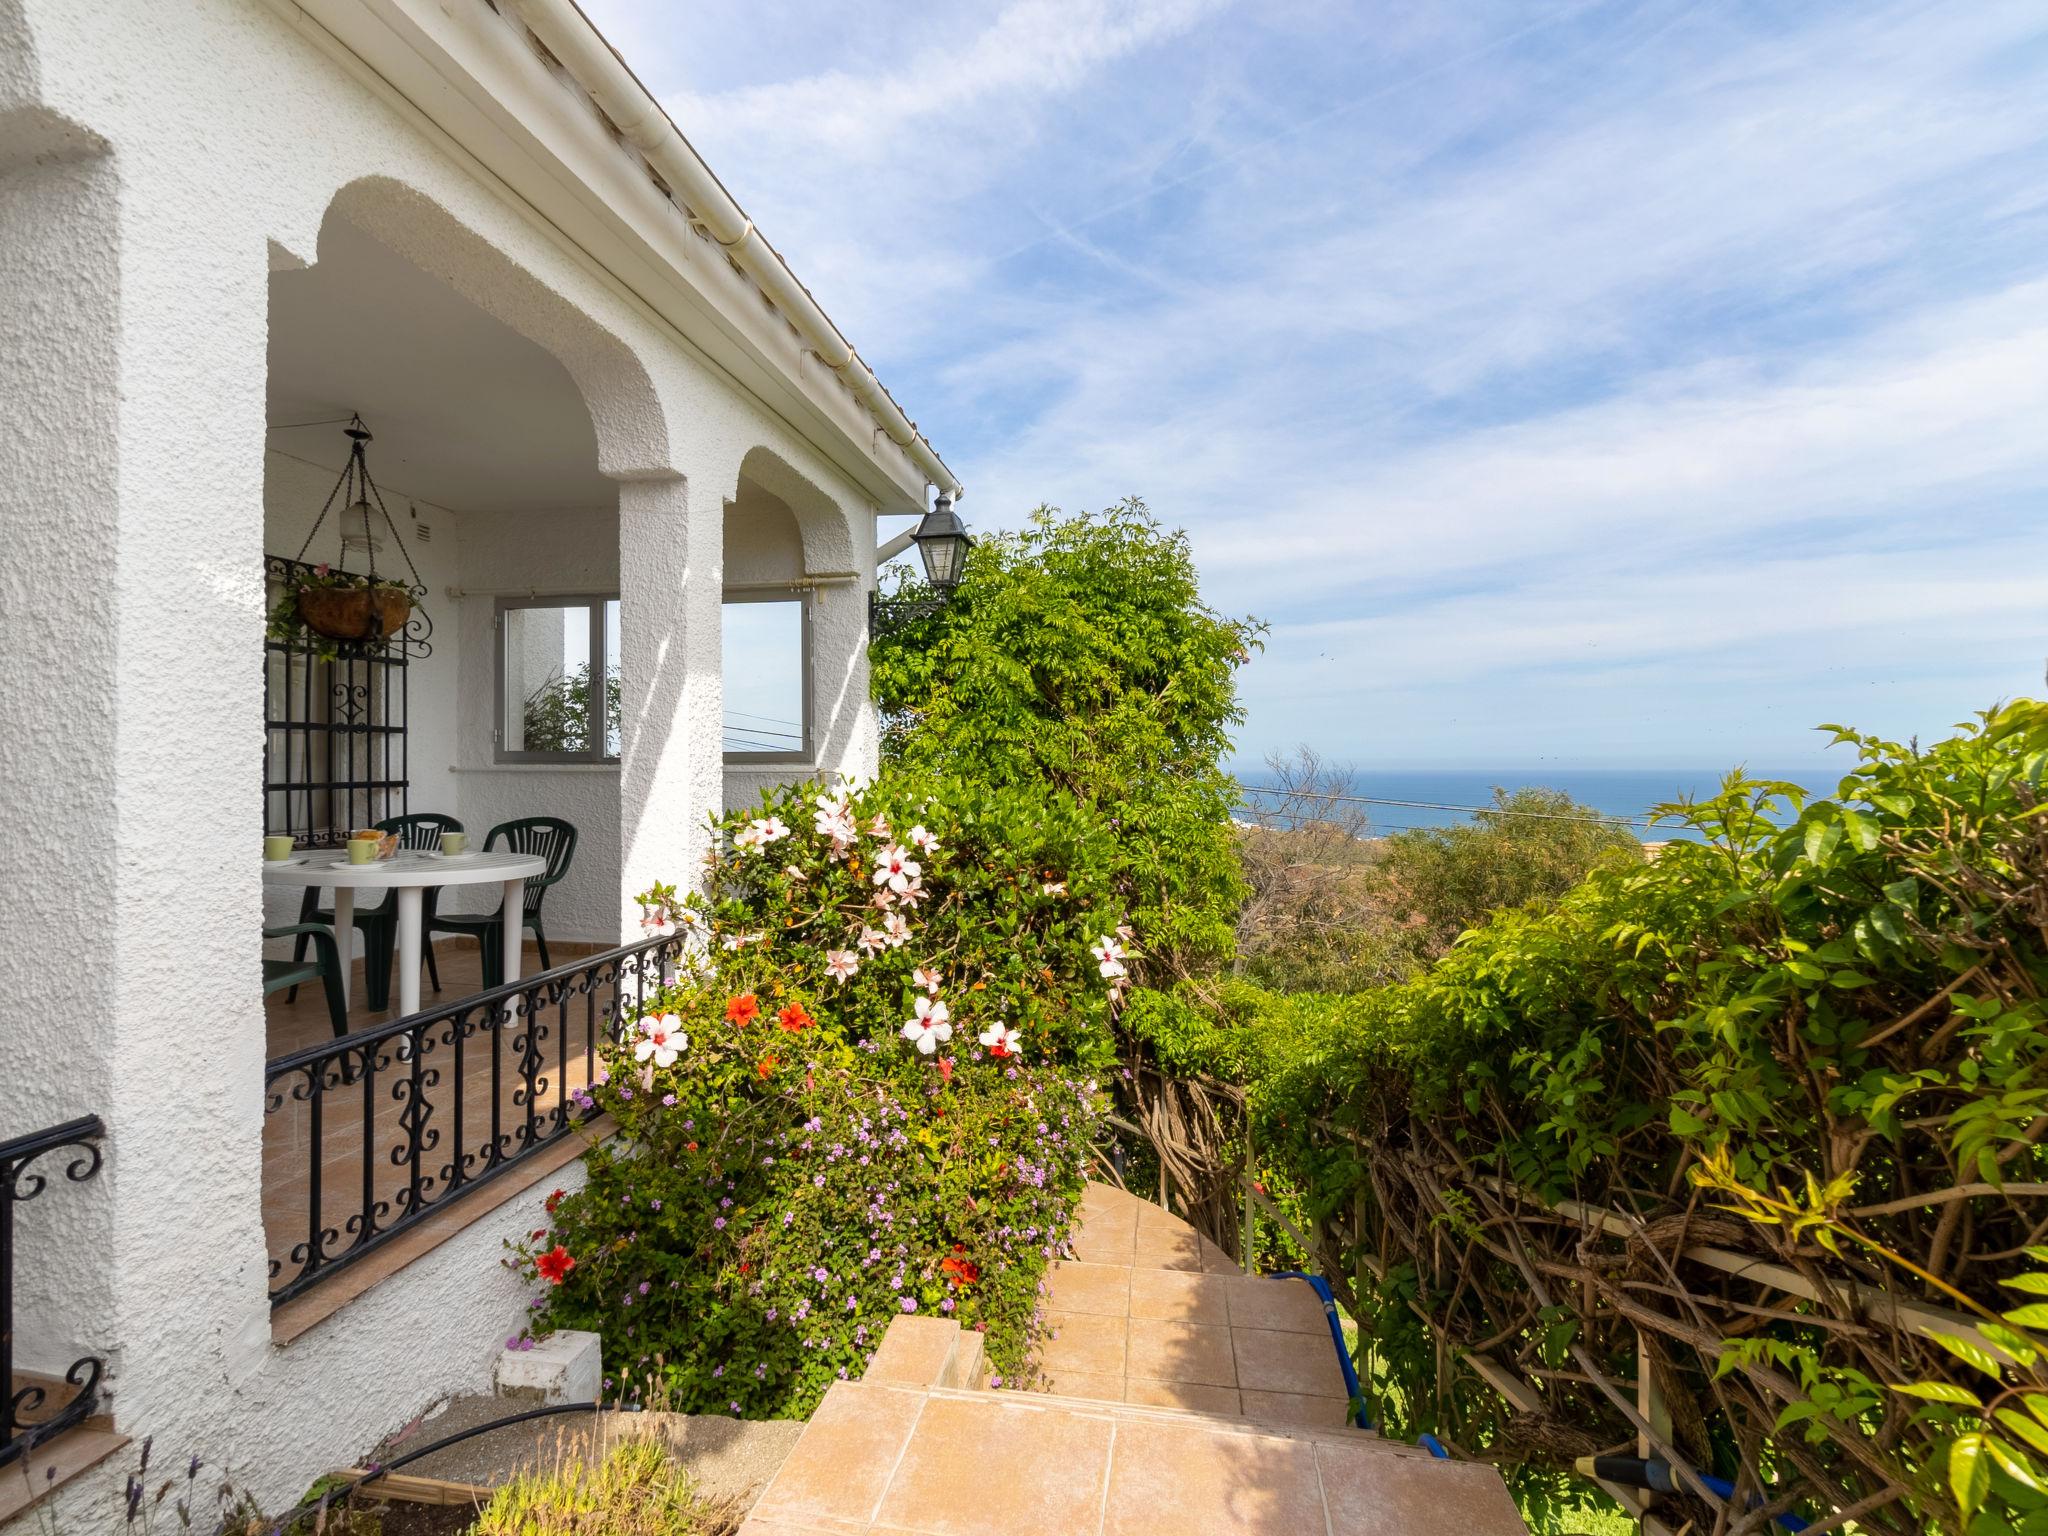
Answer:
(908, 824, 941, 854)
(912, 966, 942, 995)
(1090, 936, 1128, 979)
(825, 949, 860, 983)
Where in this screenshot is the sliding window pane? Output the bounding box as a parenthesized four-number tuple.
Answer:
(503, 603, 593, 753)
(723, 599, 806, 756)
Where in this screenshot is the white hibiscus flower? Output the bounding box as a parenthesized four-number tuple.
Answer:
(901, 996, 952, 1054)
(634, 1013, 687, 1069)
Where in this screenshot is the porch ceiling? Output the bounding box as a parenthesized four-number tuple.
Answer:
(267, 215, 610, 515)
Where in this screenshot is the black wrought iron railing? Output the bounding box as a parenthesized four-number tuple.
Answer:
(3, 1116, 107, 1469)
(263, 932, 684, 1306)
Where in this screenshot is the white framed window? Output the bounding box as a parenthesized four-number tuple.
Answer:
(495, 595, 620, 763)
(723, 592, 811, 763)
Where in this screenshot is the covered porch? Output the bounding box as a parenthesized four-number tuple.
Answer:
(250, 188, 875, 1329)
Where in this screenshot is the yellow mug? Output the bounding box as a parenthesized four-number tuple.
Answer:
(346, 838, 378, 865)
(264, 836, 294, 861)
(440, 831, 468, 856)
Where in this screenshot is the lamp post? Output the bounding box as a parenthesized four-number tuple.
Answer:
(870, 492, 973, 636)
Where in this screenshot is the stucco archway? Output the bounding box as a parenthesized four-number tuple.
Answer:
(322, 175, 671, 481)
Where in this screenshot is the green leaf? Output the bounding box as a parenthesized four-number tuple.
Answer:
(2006, 1304, 2048, 1331)
(1957, 1434, 1993, 1515)
(1982, 1324, 2041, 1368)
(1839, 806, 1881, 851)
(2004, 1275, 2048, 1295)
(1932, 1330, 2011, 1380)
(1997, 1409, 2048, 1459)
(1988, 1436, 2048, 1496)
(1890, 1380, 1984, 1406)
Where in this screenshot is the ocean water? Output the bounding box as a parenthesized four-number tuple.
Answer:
(1233, 766, 1840, 840)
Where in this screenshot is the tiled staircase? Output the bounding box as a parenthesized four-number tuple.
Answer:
(738, 1183, 1530, 1535)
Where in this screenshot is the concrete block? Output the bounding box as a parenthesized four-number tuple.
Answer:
(863, 1315, 961, 1387)
(496, 1329, 602, 1403)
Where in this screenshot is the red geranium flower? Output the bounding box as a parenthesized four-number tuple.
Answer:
(545, 1188, 566, 1214)
(756, 1054, 779, 1080)
(776, 1002, 814, 1033)
(726, 993, 760, 1026)
(535, 1245, 576, 1285)
(936, 1057, 954, 1083)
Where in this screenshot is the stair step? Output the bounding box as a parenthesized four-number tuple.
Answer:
(742, 1377, 1528, 1535)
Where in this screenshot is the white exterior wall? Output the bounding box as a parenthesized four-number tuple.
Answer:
(0, 0, 889, 1522)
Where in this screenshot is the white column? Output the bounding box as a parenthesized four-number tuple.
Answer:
(616, 456, 731, 938)
(0, 109, 123, 1384)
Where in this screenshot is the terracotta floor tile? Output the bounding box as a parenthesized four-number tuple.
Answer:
(1039, 1369, 1127, 1404)
(1196, 1236, 1243, 1273)
(1070, 1208, 1138, 1265)
(1240, 1390, 1354, 1429)
(873, 1394, 1115, 1536)
(1038, 1309, 1129, 1376)
(1224, 1276, 1332, 1335)
(1125, 1377, 1243, 1416)
(1135, 1200, 1195, 1234)
(1102, 1417, 1325, 1536)
(1127, 1267, 1228, 1326)
(1045, 1261, 1133, 1317)
(750, 1381, 926, 1527)
(1126, 1318, 1238, 1388)
(1317, 1441, 1528, 1534)
(1232, 1326, 1348, 1398)
(1132, 1226, 1203, 1272)
(1081, 1181, 1146, 1215)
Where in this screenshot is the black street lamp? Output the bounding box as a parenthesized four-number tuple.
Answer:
(871, 492, 973, 636)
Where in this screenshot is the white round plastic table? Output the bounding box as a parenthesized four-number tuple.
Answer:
(261, 848, 547, 1017)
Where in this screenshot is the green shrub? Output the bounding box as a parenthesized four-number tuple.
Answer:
(870, 500, 1261, 985)
(518, 774, 1110, 1416)
(1197, 702, 2048, 1534)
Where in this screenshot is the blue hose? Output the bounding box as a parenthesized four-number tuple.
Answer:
(1274, 1271, 1371, 1430)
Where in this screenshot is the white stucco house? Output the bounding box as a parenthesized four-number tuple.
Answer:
(0, 0, 962, 1522)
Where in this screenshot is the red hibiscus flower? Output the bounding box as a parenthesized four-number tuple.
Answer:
(544, 1188, 566, 1214)
(776, 1002, 814, 1032)
(937, 1057, 955, 1083)
(756, 1054, 779, 1080)
(940, 1244, 979, 1289)
(726, 993, 760, 1026)
(535, 1245, 576, 1285)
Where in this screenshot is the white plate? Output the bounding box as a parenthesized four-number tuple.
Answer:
(263, 855, 310, 866)
(426, 850, 484, 862)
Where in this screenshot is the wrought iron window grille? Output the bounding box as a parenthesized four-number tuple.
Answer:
(2, 1116, 107, 1469)
(262, 932, 685, 1306)
(264, 553, 431, 847)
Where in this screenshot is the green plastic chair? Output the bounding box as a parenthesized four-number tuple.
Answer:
(289, 813, 463, 1010)
(425, 817, 578, 988)
(264, 922, 349, 1040)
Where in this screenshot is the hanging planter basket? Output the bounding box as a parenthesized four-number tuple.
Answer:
(270, 415, 431, 658)
(296, 582, 413, 642)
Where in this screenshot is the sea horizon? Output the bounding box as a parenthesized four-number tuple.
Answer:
(1231, 764, 1843, 840)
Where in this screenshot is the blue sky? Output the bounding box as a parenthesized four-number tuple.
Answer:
(586, 0, 2048, 771)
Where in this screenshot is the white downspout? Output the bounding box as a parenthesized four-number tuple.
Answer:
(502, 0, 963, 502)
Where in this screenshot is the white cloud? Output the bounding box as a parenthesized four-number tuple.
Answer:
(587, 0, 2048, 765)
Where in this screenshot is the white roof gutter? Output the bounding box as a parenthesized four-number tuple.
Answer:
(502, 0, 963, 502)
